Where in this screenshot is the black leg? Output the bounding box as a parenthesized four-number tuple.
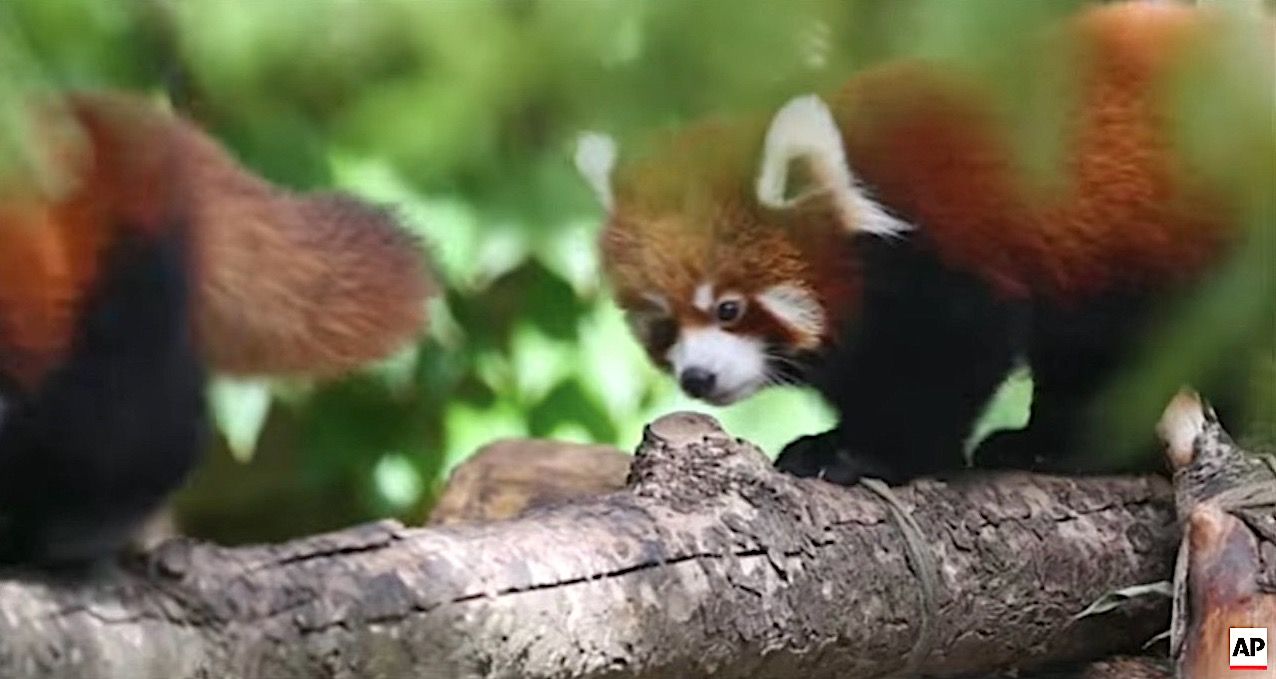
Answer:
(778, 238, 1027, 485)
(0, 227, 206, 566)
(974, 292, 1168, 475)
(775, 428, 906, 485)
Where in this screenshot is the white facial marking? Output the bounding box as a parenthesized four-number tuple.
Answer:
(755, 94, 912, 238)
(692, 283, 714, 312)
(666, 327, 768, 405)
(756, 282, 825, 348)
(574, 131, 618, 211)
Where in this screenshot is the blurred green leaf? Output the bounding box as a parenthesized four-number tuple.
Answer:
(442, 400, 527, 477)
(578, 302, 661, 424)
(207, 377, 274, 463)
(510, 322, 574, 404)
(373, 452, 425, 512)
(529, 379, 617, 443)
(966, 366, 1034, 459)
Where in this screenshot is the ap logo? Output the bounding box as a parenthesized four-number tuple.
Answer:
(1231, 627, 1269, 671)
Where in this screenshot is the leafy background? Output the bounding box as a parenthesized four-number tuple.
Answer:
(1, 0, 1270, 543)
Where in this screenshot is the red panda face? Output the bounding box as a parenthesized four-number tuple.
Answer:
(577, 94, 906, 406)
(619, 272, 828, 405)
(600, 203, 845, 405)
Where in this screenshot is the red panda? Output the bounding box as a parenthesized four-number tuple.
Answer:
(577, 3, 1272, 483)
(0, 91, 432, 565)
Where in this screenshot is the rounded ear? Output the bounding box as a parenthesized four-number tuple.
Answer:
(755, 95, 911, 238)
(574, 131, 618, 211)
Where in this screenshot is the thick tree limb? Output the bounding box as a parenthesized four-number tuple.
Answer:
(0, 412, 1176, 679)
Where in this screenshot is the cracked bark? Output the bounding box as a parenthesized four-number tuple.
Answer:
(0, 412, 1177, 679)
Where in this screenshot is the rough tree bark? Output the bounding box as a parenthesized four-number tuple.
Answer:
(0, 412, 1177, 679)
(1159, 392, 1276, 679)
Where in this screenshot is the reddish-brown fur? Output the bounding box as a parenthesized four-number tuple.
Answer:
(835, 2, 1238, 300)
(604, 117, 862, 346)
(0, 92, 432, 390)
(602, 3, 1263, 344)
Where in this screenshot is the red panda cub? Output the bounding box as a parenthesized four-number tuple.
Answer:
(0, 92, 432, 566)
(577, 3, 1271, 484)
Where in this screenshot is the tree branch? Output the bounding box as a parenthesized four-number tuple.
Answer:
(0, 413, 1176, 679)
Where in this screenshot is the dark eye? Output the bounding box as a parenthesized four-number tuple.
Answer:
(715, 299, 744, 324)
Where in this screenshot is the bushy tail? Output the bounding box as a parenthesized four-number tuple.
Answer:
(70, 92, 435, 378)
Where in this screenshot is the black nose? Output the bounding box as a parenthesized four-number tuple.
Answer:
(679, 368, 717, 399)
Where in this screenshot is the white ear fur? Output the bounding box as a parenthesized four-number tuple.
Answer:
(574, 131, 618, 211)
(755, 95, 911, 237)
(756, 282, 826, 348)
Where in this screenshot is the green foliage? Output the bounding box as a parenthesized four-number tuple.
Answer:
(965, 366, 1033, 462)
(207, 377, 273, 462)
(3, 0, 1271, 540)
(1094, 4, 1276, 461)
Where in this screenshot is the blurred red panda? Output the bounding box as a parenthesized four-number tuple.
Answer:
(0, 92, 432, 565)
(577, 2, 1273, 483)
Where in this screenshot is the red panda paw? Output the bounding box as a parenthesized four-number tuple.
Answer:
(971, 428, 1049, 472)
(775, 429, 906, 486)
